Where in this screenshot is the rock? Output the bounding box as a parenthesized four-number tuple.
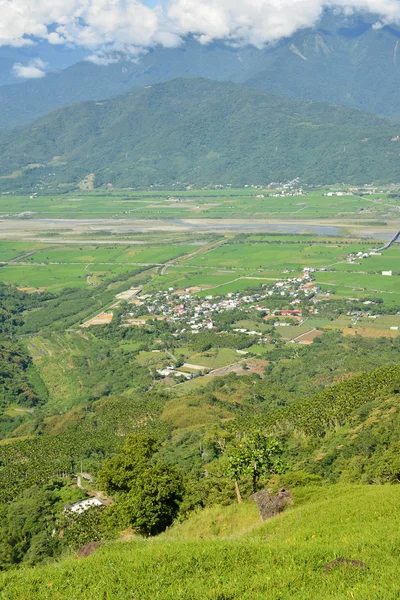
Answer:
(250, 488, 293, 521)
(77, 541, 102, 558)
(323, 558, 368, 571)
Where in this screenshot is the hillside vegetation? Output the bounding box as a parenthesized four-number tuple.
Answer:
(1, 485, 399, 599)
(1, 78, 400, 190)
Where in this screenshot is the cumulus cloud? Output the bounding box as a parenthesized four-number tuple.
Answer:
(12, 58, 48, 79)
(2, 0, 400, 61)
(167, 0, 400, 47)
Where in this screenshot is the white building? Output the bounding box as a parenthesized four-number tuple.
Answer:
(64, 498, 103, 515)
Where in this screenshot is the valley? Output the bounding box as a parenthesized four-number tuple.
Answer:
(0, 203, 399, 591)
(1, 9, 400, 596)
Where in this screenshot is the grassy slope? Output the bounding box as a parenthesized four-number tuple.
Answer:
(2, 485, 400, 599)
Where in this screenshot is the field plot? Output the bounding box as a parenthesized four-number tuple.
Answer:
(0, 240, 198, 291)
(0, 263, 136, 291)
(344, 315, 400, 338)
(315, 271, 400, 293)
(23, 244, 195, 265)
(25, 332, 152, 414)
(185, 242, 365, 270)
(0, 241, 45, 262)
(174, 358, 269, 392)
(330, 245, 400, 274)
(0, 264, 90, 291)
(82, 312, 113, 327)
(1, 188, 400, 221)
(183, 348, 240, 370)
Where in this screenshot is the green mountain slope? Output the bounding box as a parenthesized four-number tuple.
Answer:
(0, 77, 399, 190)
(1, 485, 399, 599)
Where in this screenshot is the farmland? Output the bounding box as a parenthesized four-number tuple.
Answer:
(1, 190, 400, 422)
(1, 186, 400, 222)
(0, 225, 399, 306)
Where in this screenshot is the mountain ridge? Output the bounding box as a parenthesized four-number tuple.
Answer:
(0, 77, 399, 190)
(1, 15, 400, 130)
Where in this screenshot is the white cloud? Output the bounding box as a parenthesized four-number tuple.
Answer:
(2, 0, 400, 62)
(12, 58, 48, 79)
(166, 0, 400, 47)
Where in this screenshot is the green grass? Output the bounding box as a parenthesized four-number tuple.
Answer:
(186, 348, 240, 369)
(247, 344, 271, 355)
(2, 485, 400, 599)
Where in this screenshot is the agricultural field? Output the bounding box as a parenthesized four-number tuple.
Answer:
(0, 228, 398, 305)
(0, 262, 140, 291)
(182, 348, 240, 370)
(315, 270, 400, 307)
(1, 186, 400, 220)
(185, 241, 372, 270)
(0, 241, 46, 262)
(0, 240, 199, 291)
(23, 244, 196, 265)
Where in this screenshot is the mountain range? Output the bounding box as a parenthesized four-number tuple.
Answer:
(0, 77, 399, 190)
(0, 14, 400, 131)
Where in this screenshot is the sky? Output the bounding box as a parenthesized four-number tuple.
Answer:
(2, 0, 400, 77)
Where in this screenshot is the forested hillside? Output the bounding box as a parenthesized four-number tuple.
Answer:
(1, 78, 400, 190)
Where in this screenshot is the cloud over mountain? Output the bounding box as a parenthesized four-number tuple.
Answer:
(2, 0, 400, 62)
(12, 58, 48, 79)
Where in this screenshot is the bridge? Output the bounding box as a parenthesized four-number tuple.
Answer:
(377, 230, 400, 252)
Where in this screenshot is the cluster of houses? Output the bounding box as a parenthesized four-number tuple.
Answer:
(118, 268, 325, 352)
(346, 249, 394, 276)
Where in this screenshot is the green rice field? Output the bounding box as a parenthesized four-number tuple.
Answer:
(2, 187, 400, 220)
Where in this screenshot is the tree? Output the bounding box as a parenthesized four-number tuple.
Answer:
(226, 433, 287, 502)
(98, 435, 160, 494)
(121, 464, 183, 536)
(98, 435, 184, 536)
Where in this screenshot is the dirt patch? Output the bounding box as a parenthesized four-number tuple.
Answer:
(183, 363, 209, 371)
(78, 173, 95, 191)
(210, 359, 268, 378)
(17, 286, 47, 293)
(323, 558, 367, 572)
(174, 286, 205, 294)
(82, 312, 113, 327)
(295, 329, 324, 344)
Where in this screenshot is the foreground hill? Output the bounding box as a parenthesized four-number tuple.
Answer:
(0, 78, 399, 190)
(1, 14, 400, 130)
(1, 485, 399, 599)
